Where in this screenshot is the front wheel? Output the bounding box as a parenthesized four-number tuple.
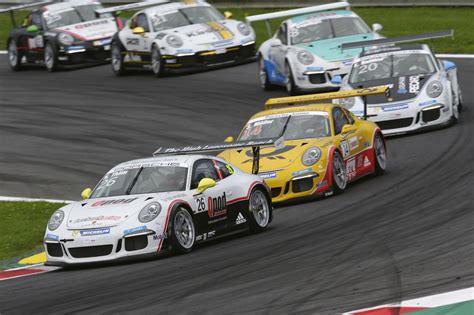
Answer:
(111, 41, 126, 76)
(285, 61, 297, 96)
(258, 56, 274, 91)
(169, 206, 195, 254)
(7, 40, 22, 71)
(247, 188, 271, 233)
(44, 42, 58, 72)
(373, 132, 387, 175)
(151, 45, 164, 77)
(331, 151, 347, 194)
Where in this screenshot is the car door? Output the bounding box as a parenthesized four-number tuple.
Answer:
(124, 13, 152, 52)
(20, 11, 46, 61)
(270, 23, 289, 77)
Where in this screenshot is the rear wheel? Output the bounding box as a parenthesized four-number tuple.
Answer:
(247, 188, 271, 233)
(331, 151, 347, 194)
(7, 40, 22, 71)
(151, 45, 164, 77)
(111, 41, 126, 76)
(373, 132, 387, 175)
(169, 206, 195, 254)
(285, 61, 297, 96)
(258, 56, 274, 91)
(44, 42, 58, 72)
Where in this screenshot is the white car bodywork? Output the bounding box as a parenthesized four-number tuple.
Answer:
(44, 154, 270, 265)
(336, 44, 462, 136)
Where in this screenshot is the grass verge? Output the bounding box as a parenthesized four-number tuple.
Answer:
(0, 7, 472, 53)
(0, 201, 63, 261)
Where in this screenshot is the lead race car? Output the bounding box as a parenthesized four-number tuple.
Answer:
(218, 86, 390, 204)
(334, 31, 462, 135)
(99, 0, 256, 76)
(246, 1, 384, 95)
(2, 0, 122, 72)
(44, 141, 273, 266)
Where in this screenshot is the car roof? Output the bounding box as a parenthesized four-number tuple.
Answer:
(360, 44, 430, 57)
(250, 103, 337, 121)
(42, 0, 99, 13)
(288, 9, 356, 27)
(143, 0, 210, 16)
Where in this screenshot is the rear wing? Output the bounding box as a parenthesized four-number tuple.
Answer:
(341, 30, 454, 51)
(95, 0, 171, 15)
(153, 138, 278, 175)
(265, 86, 390, 120)
(0, 1, 53, 27)
(245, 2, 350, 37)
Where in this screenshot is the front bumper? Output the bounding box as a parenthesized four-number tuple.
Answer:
(162, 43, 256, 70)
(294, 63, 351, 93)
(58, 39, 112, 64)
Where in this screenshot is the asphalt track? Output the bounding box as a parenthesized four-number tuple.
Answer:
(0, 57, 473, 314)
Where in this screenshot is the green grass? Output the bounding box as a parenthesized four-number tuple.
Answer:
(0, 201, 63, 261)
(1, 7, 472, 52)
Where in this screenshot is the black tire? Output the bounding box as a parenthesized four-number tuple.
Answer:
(7, 40, 22, 71)
(111, 41, 127, 76)
(167, 205, 195, 254)
(285, 61, 297, 96)
(457, 87, 463, 113)
(258, 55, 274, 91)
(373, 132, 387, 176)
(151, 45, 164, 78)
(331, 150, 347, 195)
(44, 41, 58, 72)
(247, 187, 272, 233)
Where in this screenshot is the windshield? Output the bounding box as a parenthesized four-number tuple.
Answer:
(152, 6, 223, 32)
(349, 52, 436, 83)
(91, 166, 188, 198)
(44, 4, 109, 29)
(239, 112, 331, 141)
(291, 17, 371, 45)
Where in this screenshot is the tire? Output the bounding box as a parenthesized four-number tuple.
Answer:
(151, 45, 164, 77)
(285, 61, 297, 96)
(44, 42, 58, 72)
(258, 55, 274, 91)
(168, 206, 195, 254)
(247, 188, 271, 233)
(373, 132, 387, 176)
(331, 150, 347, 194)
(111, 41, 126, 76)
(7, 40, 22, 71)
(457, 87, 463, 113)
(449, 87, 459, 125)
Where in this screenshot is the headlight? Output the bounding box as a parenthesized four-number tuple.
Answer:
(297, 50, 314, 65)
(302, 147, 321, 166)
(339, 97, 356, 109)
(427, 80, 443, 98)
(237, 22, 251, 36)
(138, 202, 162, 223)
(58, 32, 74, 46)
(166, 35, 183, 48)
(48, 210, 65, 231)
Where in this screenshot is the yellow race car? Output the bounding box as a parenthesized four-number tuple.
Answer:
(219, 86, 389, 203)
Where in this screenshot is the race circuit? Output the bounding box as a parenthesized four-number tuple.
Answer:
(0, 57, 473, 313)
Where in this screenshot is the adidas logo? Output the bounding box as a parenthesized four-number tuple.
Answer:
(236, 212, 247, 225)
(364, 156, 371, 167)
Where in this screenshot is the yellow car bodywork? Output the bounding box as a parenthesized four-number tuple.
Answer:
(219, 86, 389, 203)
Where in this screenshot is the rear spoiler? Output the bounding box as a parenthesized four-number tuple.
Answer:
(153, 138, 278, 175)
(265, 86, 390, 119)
(0, 1, 53, 27)
(341, 30, 454, 51)
(245, 1, 350, 37)
(95, 0, 171, 15)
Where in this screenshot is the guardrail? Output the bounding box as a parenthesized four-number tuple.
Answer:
(1, 0, 473, 6)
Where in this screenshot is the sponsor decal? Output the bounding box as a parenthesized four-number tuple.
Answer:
(306, 66, 323, 71)
(80, 228, 110, 237)
(176, 48, 193, 53)
(91, 198, 138, 207)
(316, 180, 328, 189)
(126, 38, 139, 46)
(419, 99, 437, 107)
(259, 171, 277, 179)
(75, 19, 109, 29)
(73, 215, 122, 224)
(363, 141, 370, 148)
(346, 157, 356, 180)
(208, 193, 227, 218)
(196, 230, 216, 241)
(153, 234, 166, 240)
(292, 168, 313, 177)
(349, 136, 359, 150)
(409, 75, 421, 94)
(45, 233, 59, 241)
(364, 156, 371, 167)
(398, 76, 407, 94)
(123, 225, 147, 236)
(342, 60, 353, 66)
(382, 103, 409, 112)
(236, 212, 247, 225)
(340, 140, 350, 157)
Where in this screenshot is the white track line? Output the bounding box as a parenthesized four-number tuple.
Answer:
(0, 51, 6, 55)
(0, 196, 73, 203)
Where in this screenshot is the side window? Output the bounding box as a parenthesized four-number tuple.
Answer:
(277, 23, 287, 45)
(31, 12, 43, 29)
(343, 108, 355, 124)
(136, 13, 150, 32)
(333, 107, 350, 135)
(216, 161, 234, 179)
(191, 159, 219, 189)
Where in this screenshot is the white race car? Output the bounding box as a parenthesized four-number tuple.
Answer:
(246, 1, 383, 95)
(44, 141, 273, 266)
(335, 31, 462, 135)
(98, 0, 256, 76)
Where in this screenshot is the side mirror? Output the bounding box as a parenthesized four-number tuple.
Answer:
(224, 136, 234, 143)
(132, 27, 145, 35)
(331, 75, 342, 85)
(197, 178, 216, 194)
(442, 60, 456, 72)
(224, 11, 233, 19)
(270, 38, 282, 47)
(81, 188, 92, 200)
(372, 23, 383, 33)
(115, 10, 122, 17)
(26, 25, 39, 33)
(341, 124, 357, 135)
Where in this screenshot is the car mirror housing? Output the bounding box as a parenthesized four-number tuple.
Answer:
(224, 136, 234, 143)
(372, 23, 383, 33)
(197, 178, 216, 193)
(270, 38, 282, 47)
(132, 27, 145, 35)
(341, 124, 357, 135)
(81, 188, 92, 200)
(224, 11, 233, 19)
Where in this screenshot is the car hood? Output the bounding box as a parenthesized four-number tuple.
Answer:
(54, 17, 117, 41)
(220, 138, 331, 174)
(170, 20, 242, 46)
(295, 33, 376, 62)
(66, 193, 180, 229)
